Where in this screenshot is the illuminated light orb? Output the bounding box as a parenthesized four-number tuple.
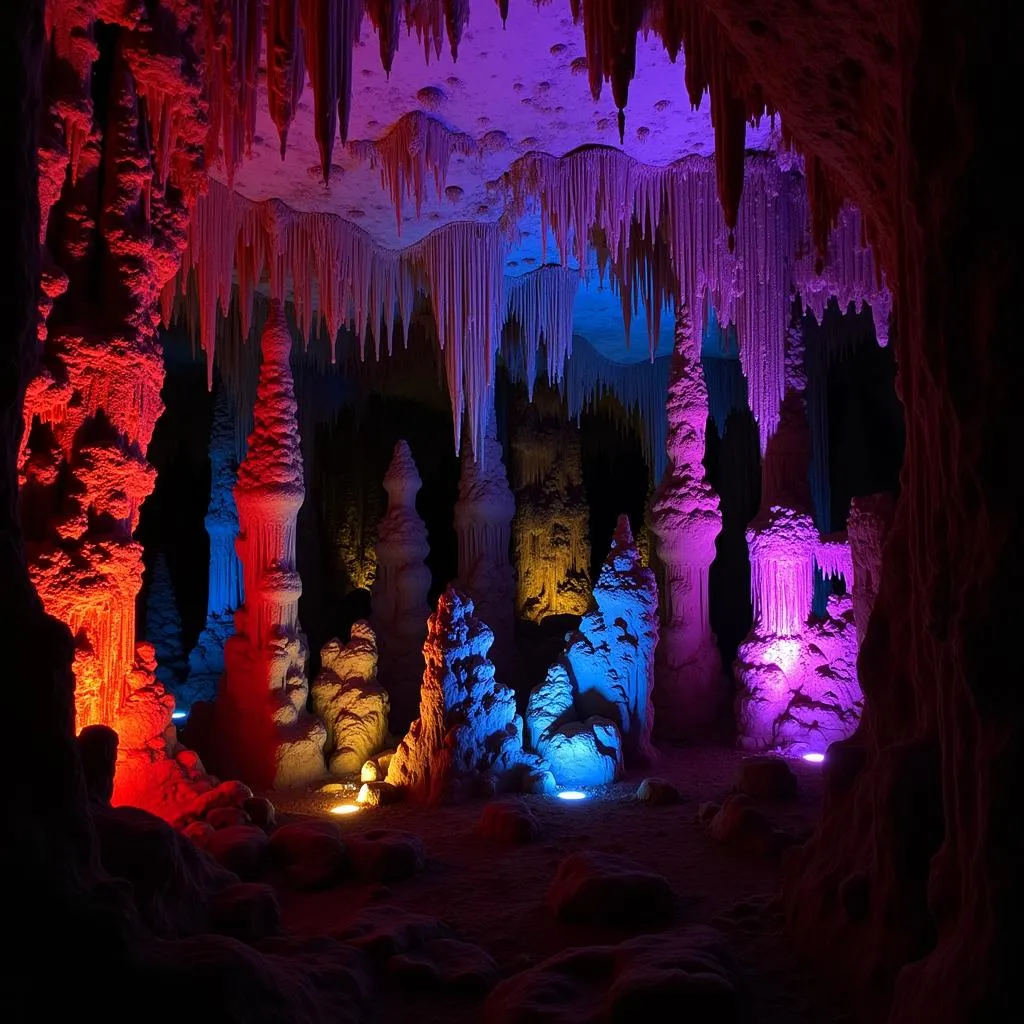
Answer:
(330, 803, 362, 815)
(557, 790, 588, 801)
(171, 711, 188, 721)
(802, 752, 826, 764)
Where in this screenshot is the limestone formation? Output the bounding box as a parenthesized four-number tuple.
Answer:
(372, 441, 432, 731)
(848, 493, 896, 647)
(734, 318, 863, 754)
(185, 384, 243, 711)
(649, 306, 724, 738)
(526, 515, 659, 785)
(386, 587, 536, 803)
(311, 621, 390, 776)
(144, 553, 187, 695)
(454, 405, 518, 687)
(510, 386, 591, 623)
(214, 303, 326, 789)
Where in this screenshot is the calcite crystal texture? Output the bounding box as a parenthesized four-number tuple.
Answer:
(214, 303, 326, 789)
(526, 515, 659, 785)
(372, 440, 431, 731)
(386, 587, 536, 803)
(649, 307, 724, 738)
(312, 621, 390, 776)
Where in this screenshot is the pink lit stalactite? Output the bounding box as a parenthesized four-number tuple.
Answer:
(648, 305, 724, 737)
(372, 440, 433, 731)
(454, 402, 519, 687)
(847, 493, 896, 649)
(747, 313, 817, 637)
(215, 303, 327, 788)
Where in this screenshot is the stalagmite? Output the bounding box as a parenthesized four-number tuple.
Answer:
(735, 315, 862, 753)
(22, 2, 211, 819)
(184, 384, 243, 711)
(847, 493, 895, 648)
(526, 515, 659, 784)
(144, 554, 187, 696)
(213, 302, 327, 788)
(311, 621, 390, 776)
(372, 441, 432, 731)
(454, 404, 519, 686)
(648, 306, 724, 738)
(386, 587, 539, 803)
(509, 385, 592, 623)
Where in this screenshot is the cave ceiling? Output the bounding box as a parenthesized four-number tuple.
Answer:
(220, 2, 776, 364)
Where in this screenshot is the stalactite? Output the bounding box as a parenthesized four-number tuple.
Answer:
(504, 266, 580, 398)
(349, 111, 477, 234)
(648, 304, 724, 738)
(266, 0, 305, 157)
(298, 0, 362, 182)
(214, 301, 326, 787)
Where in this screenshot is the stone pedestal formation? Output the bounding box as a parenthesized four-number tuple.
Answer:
(526, 515, 659, 786)
(454, 404, 518, 687)
(510, 386, 592, 623)
(372, 440, 432, 731)
(184, 385, 243, 711)
(214, 303, 326, 789)
(311, 621, 390, 776)
(848, 493, 896, 647)
(735, 317, 862, 754)
(386, 587, 537, 803)
(649, 308, 724, 738)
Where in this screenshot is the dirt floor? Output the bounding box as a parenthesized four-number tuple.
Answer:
(266, 744, 852, 1024)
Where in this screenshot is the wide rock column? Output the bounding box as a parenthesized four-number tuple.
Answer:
(847, 493, 895, 648)
(454, 403, 518, 686)
(214, 303, 326, 789)
(372, 440, 432, 731)
(649, 305, 724, 738)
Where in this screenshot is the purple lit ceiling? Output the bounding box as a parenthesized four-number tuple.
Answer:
(220, 4, 777, 361)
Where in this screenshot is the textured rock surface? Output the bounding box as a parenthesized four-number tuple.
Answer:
(649, 308, 724, 738)
(312, 621, 390, 776)
(214, 304, 327, 789)
(476, 799, 542, 843)
(267, 820, 349, 891)
(386, 587, 538, 803)
(635, 777, 683, 805)
(454, 406, 519, 687)
(548, 851, 675, 928)
(347, 829, 425, 882)
(510, 385, 591, 623)
(372, 441, 431, 732)
(144, 553, 187, 694)
(485, 926, 737, 1023)
(526, 515, 658, 785)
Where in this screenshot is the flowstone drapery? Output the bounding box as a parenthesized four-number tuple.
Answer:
(526, 516, 659, 786)
(649, 307, 724, 738)
(372, 440, 432, 731)
(734, 316, 862, 754)
(510, 385, 592, 623)
(213, 303, 326, 788)
(386, 587, 538, 803)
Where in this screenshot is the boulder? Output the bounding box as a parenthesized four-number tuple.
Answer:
(357, 781, 401, 807)
(204, 825, 269, 880)
(388, 938, 499, 995)
(735, 755, 799, 799)
(477, 800, 542, 843)
(635, 777, 682, 805)
(209, 882, 280, 943)
(548, 851, 675, 928)
(347, 829, 425, 882)
(268, 819, 349, 890)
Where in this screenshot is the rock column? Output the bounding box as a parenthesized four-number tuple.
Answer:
(215, 303, 326, 788)
(847, 493, 896, 648)
(649, 305, 724, 737)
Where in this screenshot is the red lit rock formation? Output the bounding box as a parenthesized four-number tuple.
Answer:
(649, 305, 724, 738)
(22, 0, 211, 816)
(847, 493, 895, 649)
(214, 302, 326, 788)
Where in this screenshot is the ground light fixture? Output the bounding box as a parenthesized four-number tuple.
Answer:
(556, 790, 588, 800)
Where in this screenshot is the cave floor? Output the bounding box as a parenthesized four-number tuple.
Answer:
(266, 745, 850, 1023)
